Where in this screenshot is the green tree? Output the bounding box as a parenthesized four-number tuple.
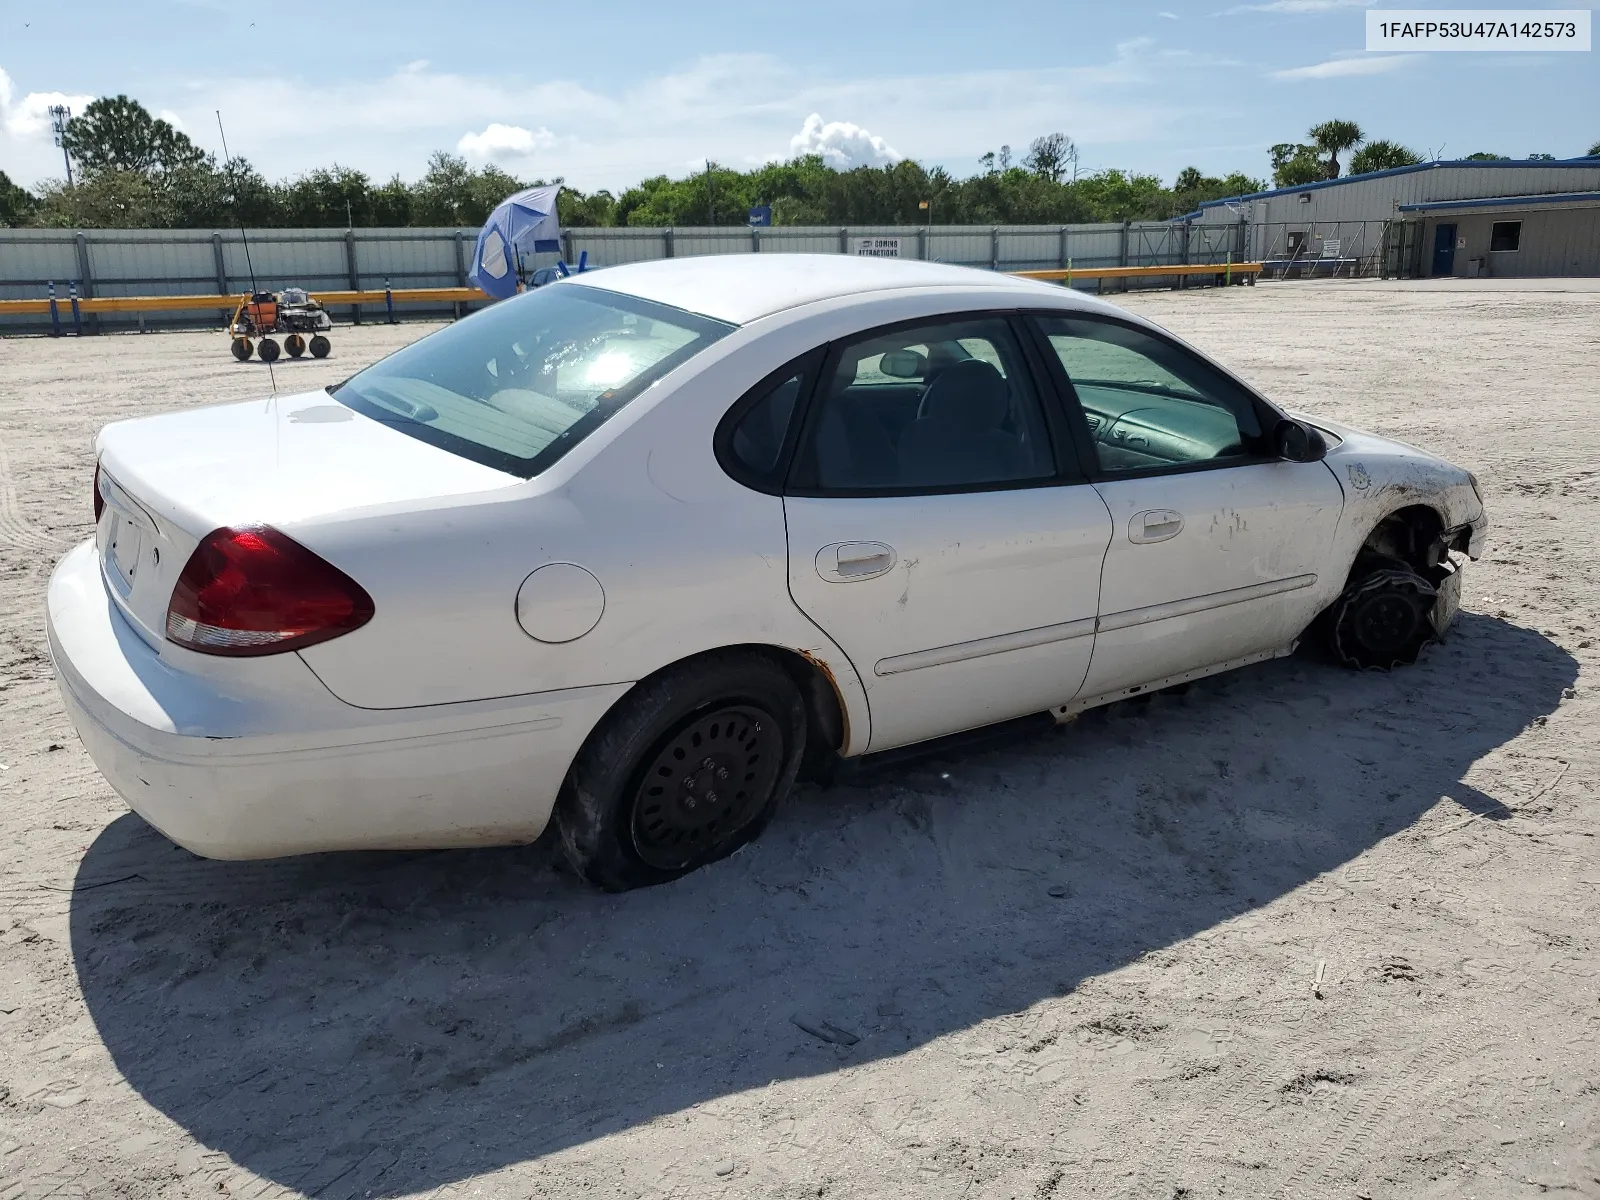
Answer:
(1270, 143, 1325, 188)
(1525, 152, 1555, 161)
(367, 176, 412, 226)
(1023, 133, 1074, 183)
(1308, 119, 1364, 178)
(1462, 152, 1509, 161)
(1589, 140, 1600, 156)
(31, 170, 168, 228)
(0, 170, 36, 226)
(1169, 168, 1266, 217)
(1349, 140, 1422, 175)
(409, 153, 532, 226)
(558, 186, 617, 227)
(60, 95, 205, 176)
(275, 166, 379, 226)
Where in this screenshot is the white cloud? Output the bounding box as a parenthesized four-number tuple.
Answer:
(0, 67, 94, 140)
(158, 108, 186, 131)
(1271, 54, 1413, 80)
(1226, 0, 1372, 11)
(1, 39, 1226, 191)
(786, 113, 902, 169)
(457, 122, 556, 160)
(1159, 10, 1181, 18)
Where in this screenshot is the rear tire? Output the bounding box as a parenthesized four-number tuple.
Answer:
(309, 334, 331, 359)
(1326, 566, 1439, 670)
(230, 336, 253, 361)
(284, 333, 306, 358)
(555, 651, 806, 891)
(257, 338, 281, 363)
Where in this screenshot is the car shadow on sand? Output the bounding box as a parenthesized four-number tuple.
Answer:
(69, 613, 1575, 1196)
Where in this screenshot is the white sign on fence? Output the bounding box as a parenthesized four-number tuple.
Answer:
(851, 237, 902, 258)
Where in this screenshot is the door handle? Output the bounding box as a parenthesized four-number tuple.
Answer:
(1129, 509, 1184, 544)
(816, 541, 897, 582)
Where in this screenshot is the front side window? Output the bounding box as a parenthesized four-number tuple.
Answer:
(1035, 316, 1265, 474)
(791, 318, 1057, 493)
(333, 285, 734, 477)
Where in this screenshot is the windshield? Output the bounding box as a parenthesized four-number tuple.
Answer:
(332, 285, 735, 477)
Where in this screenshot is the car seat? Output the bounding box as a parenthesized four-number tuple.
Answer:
(897, 360, 1030, 486)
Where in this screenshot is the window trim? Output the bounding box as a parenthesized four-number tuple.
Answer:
(1488, 220, 1522, 253)
(1021, 311, 1292, 484)
(712, 349, 826, 495)
(781, 309, 1089, 500)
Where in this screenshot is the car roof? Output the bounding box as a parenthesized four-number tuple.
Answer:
(563, 253, 1107, 325)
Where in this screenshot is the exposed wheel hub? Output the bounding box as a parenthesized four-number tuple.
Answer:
(1330, 566, 1439, 670)
(1354, 592, 1420, 653)
(630, 705, 782, 870)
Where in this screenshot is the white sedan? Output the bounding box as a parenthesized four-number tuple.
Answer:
(48, 256, 1487, 890)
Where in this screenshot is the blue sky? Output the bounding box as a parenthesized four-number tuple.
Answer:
(1, 0, 1595, 191)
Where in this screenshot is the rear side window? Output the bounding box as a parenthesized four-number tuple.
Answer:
(333, 285, 734, 478)
(716, 354, 819, 492)
(791, 317, 1057, 494)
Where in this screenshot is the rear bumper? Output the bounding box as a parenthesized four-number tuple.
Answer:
(46, 540, 628, 859)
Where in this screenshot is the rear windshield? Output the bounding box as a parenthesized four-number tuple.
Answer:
(332, 285, 734, 477)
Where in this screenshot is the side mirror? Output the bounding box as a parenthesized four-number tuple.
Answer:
(1274, 418, 1328, 463)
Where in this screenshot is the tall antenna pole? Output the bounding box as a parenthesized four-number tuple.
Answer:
(49, 105, 73, 185)
(216, 111, 275, 393)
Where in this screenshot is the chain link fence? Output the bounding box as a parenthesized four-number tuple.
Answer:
(1243, 220, 1395, 279)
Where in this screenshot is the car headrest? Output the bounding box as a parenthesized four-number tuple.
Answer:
(917, 359, 1010, 430)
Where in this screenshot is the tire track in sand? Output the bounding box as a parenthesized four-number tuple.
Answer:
(0, 430, 68, 555)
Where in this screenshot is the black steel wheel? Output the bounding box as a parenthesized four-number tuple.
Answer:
(309, 334, 331, 359)
(284, 333, 306, 358)
(230, 336, 253, 361)
(629, 704, 784, 871)
(257, 337, 281, 363)
(1327, 566, 1439, 670)
(556, 651, 807, 891)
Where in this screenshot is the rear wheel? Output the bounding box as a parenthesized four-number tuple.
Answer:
(1326, 566, 1439, 670)
(284, 334, 306, 358)
(555, 651, 806, 891)
(309, 334, 331, 359)
(230, 336, 253, 361)
(257, 338, 281, 363)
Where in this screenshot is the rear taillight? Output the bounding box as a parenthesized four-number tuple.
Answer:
(165, 526, 374, 656)
(93, 464, 104, 522)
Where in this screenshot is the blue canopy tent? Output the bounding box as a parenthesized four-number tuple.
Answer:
(467, 184, 562, 300)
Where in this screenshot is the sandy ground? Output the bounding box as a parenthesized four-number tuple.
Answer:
(0, 281, 1597, 1200)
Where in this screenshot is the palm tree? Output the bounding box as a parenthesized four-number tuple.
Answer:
(1309, 120, 1365, 179)
(1349, 139, 1421, 176)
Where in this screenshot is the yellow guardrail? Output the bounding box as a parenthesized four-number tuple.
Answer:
(0, 264, 1264, 321)
(0, 286, 491, 317)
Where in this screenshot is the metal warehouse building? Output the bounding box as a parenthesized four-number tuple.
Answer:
(1184, 157, 1600, 279)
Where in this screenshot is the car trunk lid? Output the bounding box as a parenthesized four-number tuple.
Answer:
(94, 390, 518, 648)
